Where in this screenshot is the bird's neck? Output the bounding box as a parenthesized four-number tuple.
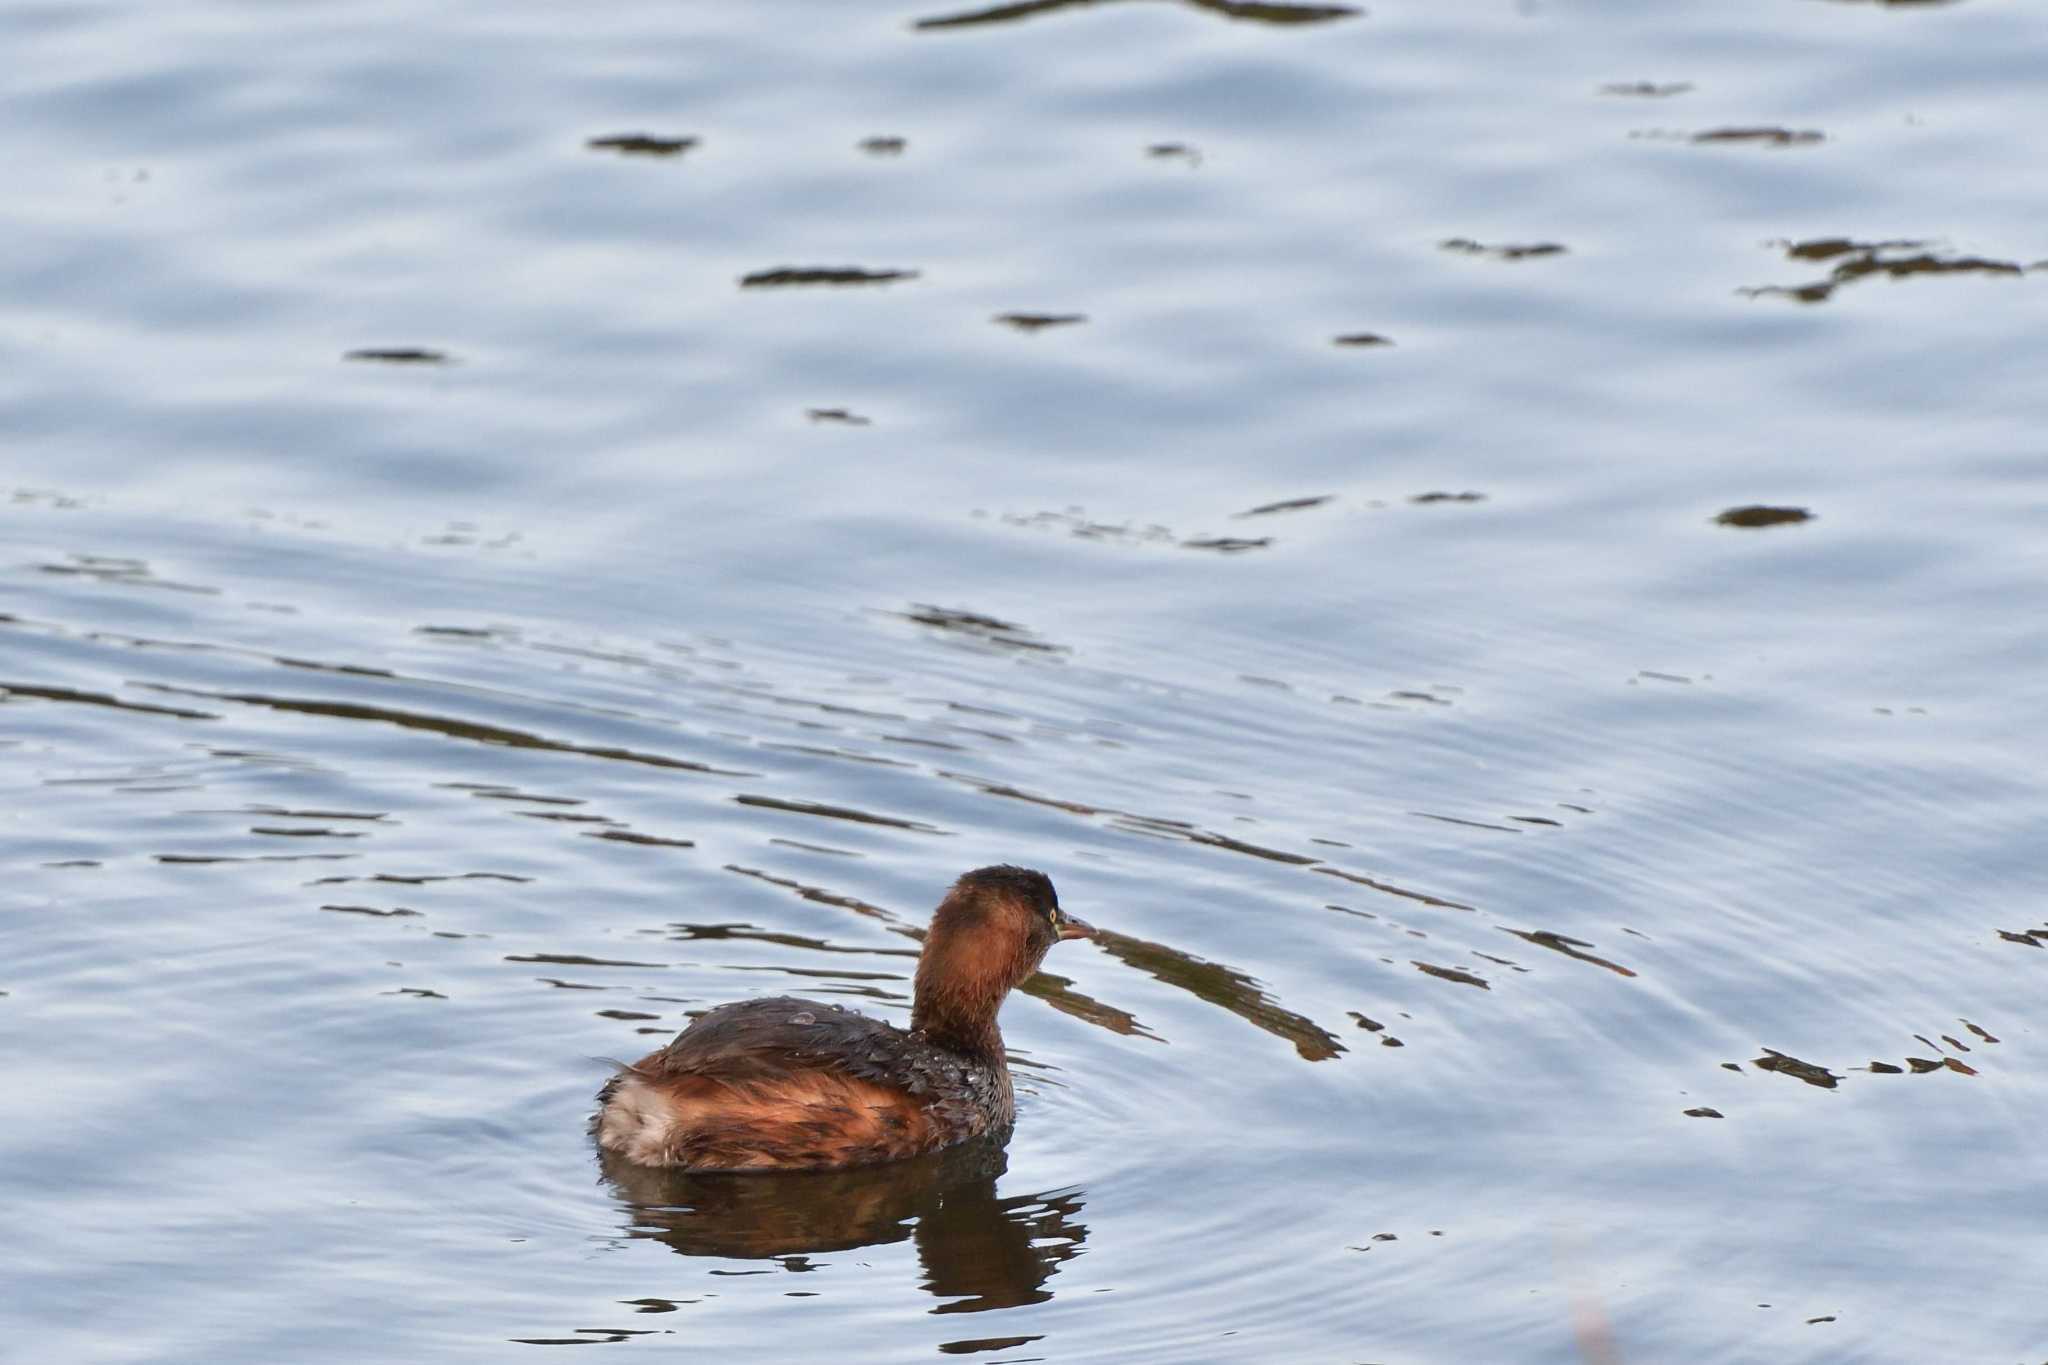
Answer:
(912, 950, 1011, 1060)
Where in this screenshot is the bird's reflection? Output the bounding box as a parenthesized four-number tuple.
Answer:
(599, 1139, 1087, 1312)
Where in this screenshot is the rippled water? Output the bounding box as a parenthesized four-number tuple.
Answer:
(7, 0, 2048, 1361)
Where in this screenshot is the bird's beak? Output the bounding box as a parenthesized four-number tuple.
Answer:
(1057, 913, 1096, 941)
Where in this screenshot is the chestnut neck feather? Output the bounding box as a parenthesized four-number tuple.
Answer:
(911, 890, 1029, 1059)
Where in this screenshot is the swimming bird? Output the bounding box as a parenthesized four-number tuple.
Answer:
(593, 865, 1093, 1170)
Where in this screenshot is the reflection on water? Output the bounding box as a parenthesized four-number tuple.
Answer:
(1714, 505, 1812, 529)
(896, 605, 1068, 654)
(913, 0, 1358, 32)
(806, 406, 873, 426)
(600, 1139, 1085, 1312)
(739, 267, 920, 288)
(1689, 126, 1824, 146)
(342, 348, 451, 365)
(585, 134, 698, 157)
(1439, 238, 1567, 261)
(148, 684, 745, 775)
(1599, 81, 1694, 97)
(1630, 126, 1825, 147)
(1234, 494, 1334, 517)
(1504, 929, 1636, 978)
(0, 682, 214, 719)
(1092, 925, 1343, 1060)
(38, 553, 215, 594)
(1742, 238, 2035, 303)
(1740, 1021, 2004, 1095)
(993, 312, 1087, 333)
(1178, 535, 1269, 554)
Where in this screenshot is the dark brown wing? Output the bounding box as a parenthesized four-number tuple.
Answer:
(639, 996, 917, 1085)
(597, 996, 1010, 1170)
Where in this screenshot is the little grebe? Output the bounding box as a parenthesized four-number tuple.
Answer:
(593, 865, 1094, 1170)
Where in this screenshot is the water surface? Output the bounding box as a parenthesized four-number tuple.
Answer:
(5, 0, 2048, 1361)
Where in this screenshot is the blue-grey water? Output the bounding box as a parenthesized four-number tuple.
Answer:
(5, 1, 2047, 1361)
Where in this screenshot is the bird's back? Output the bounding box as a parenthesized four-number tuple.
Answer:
(595, 995, 1013, 1170)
